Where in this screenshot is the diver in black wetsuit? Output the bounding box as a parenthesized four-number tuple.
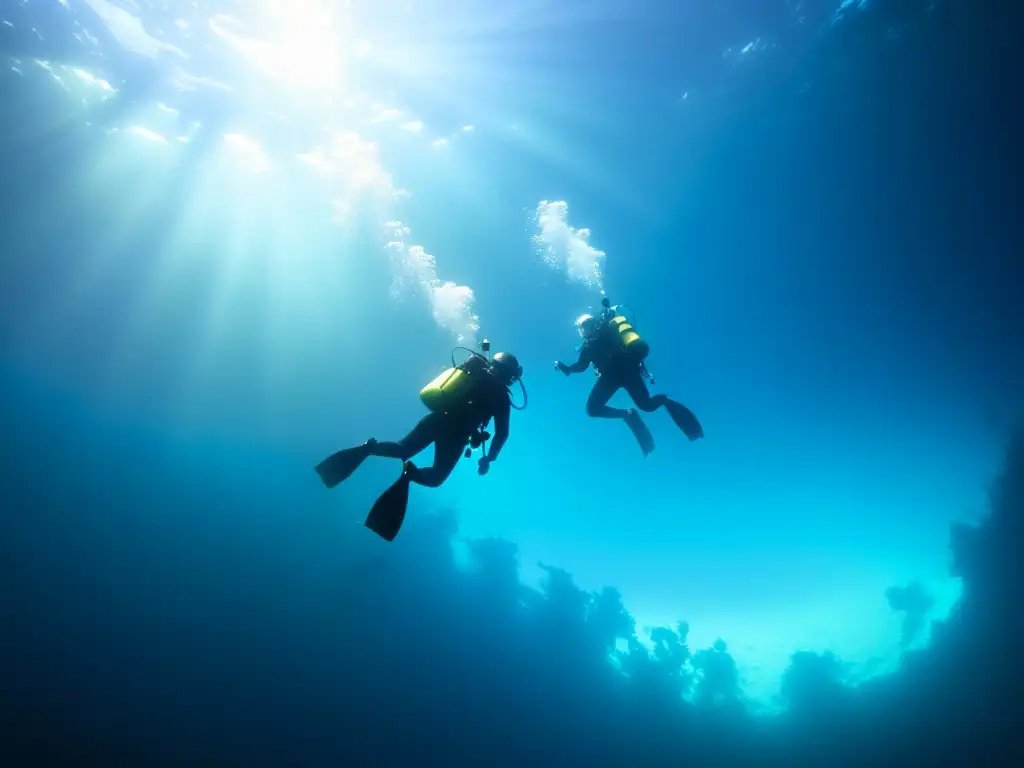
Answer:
(555, 301, 703, 455)
(315, 348, 524, 541)
(357, 357, 513, 487)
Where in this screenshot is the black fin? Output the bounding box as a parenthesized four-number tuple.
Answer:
(624, 409, 655, 457)
(315, 444, 370, 489)
(665, 401, 704, 441)
(365, 465, 412, 542)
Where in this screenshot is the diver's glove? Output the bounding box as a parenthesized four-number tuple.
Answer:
(478, 457, 491, 476)
(554, 361, 570, 376)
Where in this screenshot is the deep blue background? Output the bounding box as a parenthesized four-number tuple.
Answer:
(1, 0, 1021, 764)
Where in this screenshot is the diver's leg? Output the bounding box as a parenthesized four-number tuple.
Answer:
(363, 414, 459, 543)
(370, 413, 440, 460)
(602, 374, 656, 455)
(622, 374, 668, 413)
(623, 376, 704, 440)
(585, 376, 630, 419)
(320, 418, 430, 487)
(406, 430, 465, 488)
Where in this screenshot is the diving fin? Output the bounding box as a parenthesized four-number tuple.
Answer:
(665, 400, 704, 441)
(624, 408, 655, 457)
(365, 463, 413, 542)
(315, 439, 375, 489)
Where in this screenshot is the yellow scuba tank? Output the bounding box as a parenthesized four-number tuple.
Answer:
(608, 314, 650, 361)
(419, 353, 489, 413)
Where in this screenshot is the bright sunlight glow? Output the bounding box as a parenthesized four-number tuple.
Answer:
(208, 1, 361, 92)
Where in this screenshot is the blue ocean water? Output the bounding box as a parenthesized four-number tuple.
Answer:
(1, 0, 1022, 765)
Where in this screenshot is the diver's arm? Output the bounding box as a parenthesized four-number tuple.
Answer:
(485, 397, 511, 462)
(557, 346, 592, 375)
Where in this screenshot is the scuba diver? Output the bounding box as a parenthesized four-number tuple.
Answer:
(555, 298, 703, 456)
(314, 340, 526, 542)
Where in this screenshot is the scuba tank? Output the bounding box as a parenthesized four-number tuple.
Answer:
(419, 346, 489, 413)
(601, 297, 650, 362)
(420, 339, 528, 414)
